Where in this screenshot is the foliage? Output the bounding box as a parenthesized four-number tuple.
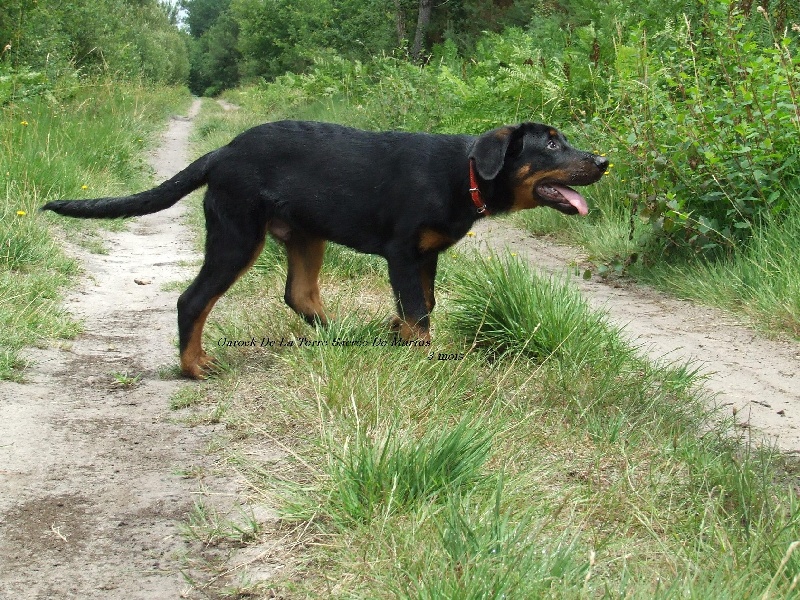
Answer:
(226, 0, 798, 257)
(181, 0, 232, 38)
(182, 0, 567, 95)
(187, 11, 241, 97)
(0, 0, 189, 98)
(601, 5, 800, 250)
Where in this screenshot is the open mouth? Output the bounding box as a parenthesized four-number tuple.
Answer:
(535, 183, 589, 216)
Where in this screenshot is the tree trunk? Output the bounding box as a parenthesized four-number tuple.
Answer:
(393, 0, 406, 47)
(411, 0, 432, 61)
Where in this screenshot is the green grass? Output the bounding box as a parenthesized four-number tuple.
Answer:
(187, 239, 800, 597)
(0, 80, 191, 379)
(632, 198, 800, 337)
(445, 250, 631, 367)
(315, 416, 494, 527)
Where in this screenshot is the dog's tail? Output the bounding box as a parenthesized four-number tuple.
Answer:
(40, 151, 216, 219)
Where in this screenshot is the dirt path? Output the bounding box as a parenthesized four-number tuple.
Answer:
(469, 220, 800, 452)
(0, 100, 240, 599)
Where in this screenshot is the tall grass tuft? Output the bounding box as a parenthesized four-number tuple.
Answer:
(323, 417, 493, 526)
(446, 251, 630, 368)
(392, 474, 589, 599)
(639, 192, 800, 336)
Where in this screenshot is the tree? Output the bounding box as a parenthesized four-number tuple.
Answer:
(410, 0, 432, 61)
(181, 0, 231, 37)
(188, 11, 240, 95)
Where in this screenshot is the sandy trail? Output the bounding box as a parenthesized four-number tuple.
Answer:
(1, 104, 799, 598)
(0, 100, 238, 599)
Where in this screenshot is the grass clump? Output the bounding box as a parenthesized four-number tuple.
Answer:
(395, 476, 590, 600)
(635, 200, 800, 337)
(445, 251, 630, 368)
(322, 417, 493, 527)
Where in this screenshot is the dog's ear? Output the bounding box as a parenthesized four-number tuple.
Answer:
(469, 125, 523, 181)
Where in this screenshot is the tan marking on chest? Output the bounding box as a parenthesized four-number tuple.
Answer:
(418, 228, 457, 253)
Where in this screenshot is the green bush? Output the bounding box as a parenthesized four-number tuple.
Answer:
(1, 0, 189, 94)
(599, 5, 800, 250)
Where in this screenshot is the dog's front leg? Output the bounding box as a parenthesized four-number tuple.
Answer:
(386, 255, 432, 341)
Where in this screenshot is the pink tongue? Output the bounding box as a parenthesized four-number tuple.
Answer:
(553, 184, 589, 216)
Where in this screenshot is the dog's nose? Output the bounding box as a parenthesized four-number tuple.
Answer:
(594, 155, 610, 172)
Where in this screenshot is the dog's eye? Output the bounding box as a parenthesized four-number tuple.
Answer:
(547, 139, 559, 150)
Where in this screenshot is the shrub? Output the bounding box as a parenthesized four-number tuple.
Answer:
(598, 5, 800, 250)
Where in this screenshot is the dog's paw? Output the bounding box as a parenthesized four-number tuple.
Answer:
(386, 316, 431, 343)
(180, 352, 219, 380)
(387, 315, 403, 332)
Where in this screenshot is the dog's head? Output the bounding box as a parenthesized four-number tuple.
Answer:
(470, 123, 608, 215)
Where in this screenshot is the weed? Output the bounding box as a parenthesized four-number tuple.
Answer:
(110, 371, 141, 388)
(170, 386, 205, 410)
(179, 501, 262, 547)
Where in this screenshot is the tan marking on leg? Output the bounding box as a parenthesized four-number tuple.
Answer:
(420, 266, 435, 313)
(180, 241, 266, 379)
(285, 235, 328, 324)
(398, 319, 431, 343)
(181, 294, 221, 379)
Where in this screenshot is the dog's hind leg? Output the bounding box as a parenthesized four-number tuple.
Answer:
(177, 195, 267, 378)
(282, 232, 329, 325)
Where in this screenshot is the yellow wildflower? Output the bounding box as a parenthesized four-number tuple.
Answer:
(20, 121, 28, 127)
(16, 210, 27, 216)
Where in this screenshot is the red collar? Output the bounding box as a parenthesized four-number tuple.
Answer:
(468, 158, 490, 216)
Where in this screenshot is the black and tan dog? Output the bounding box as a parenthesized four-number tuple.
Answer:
(41, 121, 608, 378)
